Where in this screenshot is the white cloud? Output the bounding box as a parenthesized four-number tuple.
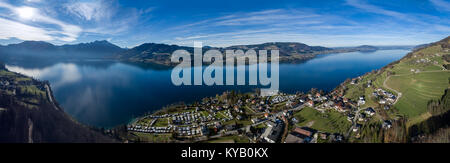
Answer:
(346, 0, 408, 19)
(0, 1, 82, 42)
(430, 0, 450, 12)
(213, 10, 319, 26)
(65, 1, 112, 21)
(0, 17, 53, 40)
(171, 32, 442, 47)
(25, 0, 42, 3)
(63, 0, 141, 37)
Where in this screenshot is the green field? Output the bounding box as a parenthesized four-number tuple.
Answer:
(222, 119, 252, 126)
(0, 70, 16, 76)
(342, 41, 450, 128)
(205, 135, 250, 143)
(129, 132, 172, 142)
(153, 118, 169, 127)
(293, 107, 351, 134)
(386, 71, 449, 119)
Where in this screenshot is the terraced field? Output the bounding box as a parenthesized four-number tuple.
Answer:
(381, 42, 450, 126)
(343, 38, 450, 129)
(386, 71, 449, 118)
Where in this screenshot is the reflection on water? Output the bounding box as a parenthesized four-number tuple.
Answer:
(4, 49, 409, 127)
(7, 63, 82, 89)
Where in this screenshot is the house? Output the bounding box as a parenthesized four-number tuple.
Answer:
(365, 107, 376, 116)
(251, 118, 259, 124)
(236, 115, 243, 120)
(315, 92, 321, 98)
(335, 102, 346, 112)
(283, 110, 293, 117)
(306, 100, 315, 107)
(379, 99, 386, 104)
(343, 98, 349, 103)
(233, 105, 240, 112)
(289, 127, 314, 143)
(358, 96, 366, 106)
(372, 92, 379, 97)
(293, 127, 313, 137)
(383, 120, 392, 129)
(262, 122, 283, 143)
(324, 101, 335, 107)
(292, 117, 299, 124)
(358, 113, 366, 122)
(286, 100, 293, 107)
(347, 114, 355, 122)
(353, 124, 361, 132)
(299, 98, 305, 103)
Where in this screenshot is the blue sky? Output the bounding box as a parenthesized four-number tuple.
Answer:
(0, 0, 449, 48)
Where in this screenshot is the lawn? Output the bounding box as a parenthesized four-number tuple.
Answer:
(293, 107, 351, 134)
(130, 132, 172, 142)
(386, 71, 449, 120)
(153, 118, 169, 127)
(222, 119, 252, 126)
(200, 110, 210, 117)
(205, 135, 250, 143)
(215, 110, 229, 119)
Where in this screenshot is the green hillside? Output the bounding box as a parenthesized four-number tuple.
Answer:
(345, 37, 449, 124)
(386, 72, 448, 118)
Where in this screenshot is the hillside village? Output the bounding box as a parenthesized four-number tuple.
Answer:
(124, 80, 404, 143)
(123, 37, 450, 143)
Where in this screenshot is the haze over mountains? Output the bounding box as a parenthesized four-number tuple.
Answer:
(0, 40, 414, 66)
(0, 40, 124, 59)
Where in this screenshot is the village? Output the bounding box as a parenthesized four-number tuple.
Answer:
(126, 73, 399, 143)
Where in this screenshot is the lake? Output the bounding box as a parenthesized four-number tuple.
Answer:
(4, 49, 409, 128)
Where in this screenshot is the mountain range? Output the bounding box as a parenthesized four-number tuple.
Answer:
(0, 40, 414, 66)
(0, 40, 124, 59)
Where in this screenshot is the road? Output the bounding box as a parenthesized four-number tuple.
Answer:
(383, 75, 402, 105)
(45, 84, 59, 111)
(345, 107, 362, 138)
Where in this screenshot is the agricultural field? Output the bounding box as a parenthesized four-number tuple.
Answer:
(386, 71, 449, 122)
(293, 107, 351, 134)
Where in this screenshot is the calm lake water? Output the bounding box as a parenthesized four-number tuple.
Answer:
(4, 49, 409, 127)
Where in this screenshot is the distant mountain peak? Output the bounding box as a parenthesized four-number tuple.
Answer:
(13, 40, 55, 47)
(1, 40, 124, 58)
